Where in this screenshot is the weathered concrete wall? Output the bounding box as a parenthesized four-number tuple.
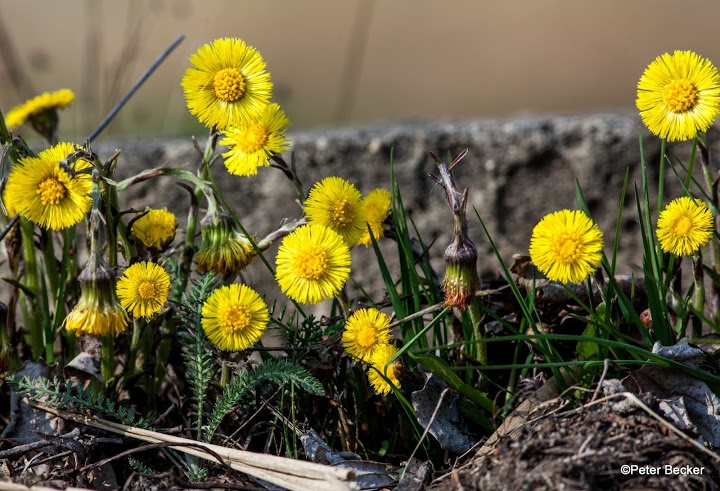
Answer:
(91, 113, 716, 302)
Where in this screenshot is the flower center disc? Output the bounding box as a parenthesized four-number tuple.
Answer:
(332, 199, 354, 225)
(213, 68, 246, 102)
(138, 281, 157, 300)
(37, 177, 66, 205)
(357, 325, 377, 348)
(554, 234, 580, 263)
(236, 123, 269, 153)
(295, 247, 328, 280)
(219, 305, 251, 331)
(663, 79, 699, 113)
(673, 216, 693, 236)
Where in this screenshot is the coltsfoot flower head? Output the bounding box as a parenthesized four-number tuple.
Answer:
(131, 208, 177, 251)
(529, 210, 604, 284)
(116, 261, 171, 318)
(657, 196, 714, 256)
(368, 343, 402, 395)
(3, 142, 92, 230)
(5, 89, 74, 141)
(201, 283, 269, 351)
(275, 224, 351, 304)
(637, 50, 720, 141)
(342, 308, 393, 362)
(220, 103, 290, 176)
(196, 214, 257, 276)
(64, 263, 129, 337)
(442, 236, 480, 310)
(357, 188, 392, 246)
(304, 176, 366, 247)
(181, 37, 273, 130)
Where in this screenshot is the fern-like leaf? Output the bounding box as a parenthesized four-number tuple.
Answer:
(175, 273, 219, 439)
(204, 359, 324, 442)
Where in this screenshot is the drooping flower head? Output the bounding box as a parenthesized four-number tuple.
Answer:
(342, 308, 393, 362)
(3, 142, 92, 230)
(637, 50, 720, 141)
(64, 262, 129, 336)
(357, 188, 392, 246)
(304, 176, 366, 247)
(275, 224, 351, 304)
(529, 210, 604, 284)
(368, 343, 402, 395)
(220, 103, 290, 176)
(201, 283, 269, 351)
(181, 37, 273, 130)
(116, 261, 171, 318)
(5, 89, 74, 142)
(131, 208, 177, 251)
(656, 196, 714, 256)
(196, 214, 257, 276)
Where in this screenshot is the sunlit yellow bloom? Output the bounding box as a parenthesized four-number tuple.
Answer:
(342, 308, 393, 362)
(181, 37, 273, 130)
(275, 224, 351, 304)
(64, 263, 128, 336)
(529, 210, 604, 284)
(116, 261, 171, 318)
(196, 214, 257, 276)
(357, 188, 392, 246)
(637, 50, 720, 141)
(304, 176, 366, 247)
(131, 208, 177, 251)
(5, 89, 74, 129)
(657, 197, 714, 256)
(220, 103, 290, 176)
(368, 343, 402, 395)
(3, 142, 92, 230)
(201, 283, 269, 351)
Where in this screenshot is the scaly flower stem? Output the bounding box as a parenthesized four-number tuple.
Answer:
(19, 217, 43, 360)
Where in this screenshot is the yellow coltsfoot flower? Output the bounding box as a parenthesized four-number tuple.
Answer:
(275, 224, 351, 304)
(342, 308, 393, 362)
(5, 88, 74, 141)
(529, 209, 604, 284)
(201, 283, 269, 351)
(304, 176, 366, 247)
(367, 343, 402, 395)
(637, 50, 720, 142)
(116, 261, 171, 318)
(181, 38, 273, 130)
(3, 142, 92, 230)
(196, 214, 257, 276)
(220, 103, 290, 176)
(131, 208, 177, 251)
(357, 188, 392, 246)
(657, 197, 714, 256)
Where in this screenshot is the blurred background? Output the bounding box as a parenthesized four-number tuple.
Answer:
(2, 0, 720, 139)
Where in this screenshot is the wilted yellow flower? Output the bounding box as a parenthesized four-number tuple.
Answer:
(220, 103, 290, 176)
(275, 224, 351, 304)
(181, 38, 273, 129)
(116, 261, 171, 318)
(357, 188, 392, 246)
(201, 283, 269, 351)
(131, 208, 177, 251)
(637, 50, 720, 141)
(657, 197, 714, 256)
(5, 89, 74, 141)
(342, 308, 393, 362)
(529, 210, 604, 284)
(3, 142, 92, 230)
(64, 263, 128, 336)
(368, 343, 402, 395)
(196, 214, 257, 276)
(304, 176, 366, 247)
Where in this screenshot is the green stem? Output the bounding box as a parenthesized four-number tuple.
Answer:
(126, 318, 143, 377)
(19, 217, 42, 359)
(101, 334, 114, 388)
(692, 253, 704, 340)
(467, 300, 487, 366)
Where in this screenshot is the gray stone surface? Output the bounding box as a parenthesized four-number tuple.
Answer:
(97, 113, 687, 290)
